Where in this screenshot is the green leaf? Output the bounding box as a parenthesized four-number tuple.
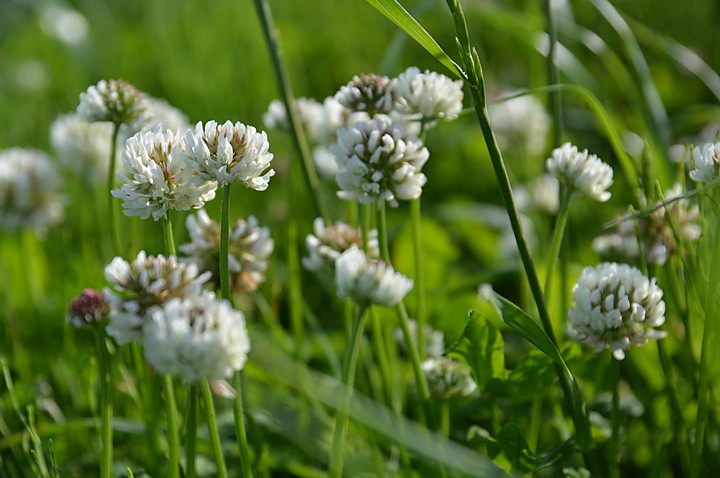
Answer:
(493, 351, 557, 401)
(364, 0, 464, 78)
(486, 423, 536, 473)
(448, 311, 507, 389)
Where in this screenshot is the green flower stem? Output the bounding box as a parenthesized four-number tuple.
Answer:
(288, 219, 305, 358)
(201, 380, 229, 478)
(220, 184, 232, 301)
(163, 216, 176, 257)
(610, 357, 621, 478)
(185, 385, 198, 478)
(543, 0, 564, 146)
(233, 372, 254, 478)
(94, 329, 113, 478)
(527, 396, 542, 451)
(543, 186, 572, 304)
(377, 202, 391, 261)
(252, 0, 328, 221)
(161, 375, 180, 478)
(690, 205, 720, 477)
(440, 401, 450, 438)
(107, 123, 122, 257)
(329, 306, 368, 478)
(410, 198, 427, 359)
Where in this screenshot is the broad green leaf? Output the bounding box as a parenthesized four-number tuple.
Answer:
(492, 351, 557, 401)
(486, 423, 536, 473)
(448, 311, 507, 389)
(364, 0, 464, 78)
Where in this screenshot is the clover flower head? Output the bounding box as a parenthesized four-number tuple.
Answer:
(335, 245, 412, 307)
(50, 113, 113, 183)
(0, 148, 64, 233)
(303, 217, 379, 273)
(179, 209, 274, 294)
(392, 67, 464, 121)
(394, 319, 445, 358)
(568, 262, 666, 360)
(112, 128, 216, 220)
(489, 92, 551, 157)
(103, 251, 211, 345)
(135, 96, 190, 132)
(143, 291, 251, 383)
(67, 289, 109, 328)
(422, 356, 477, 400)
(183, 120, 275, 190)
(514, 174, 560, 215)
(546, 142, 613, 202)
(690, 142, 720, 183)
(335, 73, 394, 115)
(77, 79, 145, 126)
(332, 115, 429, 207)
(593, 184, 701, 266)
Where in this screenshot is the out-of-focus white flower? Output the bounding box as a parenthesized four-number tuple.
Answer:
(335, 73, 394, 115)
(593, 184, 701, 266)
(690, 142, 720, 183)
(77, 79, 145, 126)
(143, 291, 250, 383)
(303, 218, 379, 273)
(40, 4, 88, 45)
(568, 262, 666, 360)
(183, 120, 274, 190)
(546, 142, 613, 202)
(50, 113, 113, 183)
(489, 93, 550, 157)
(0, 148, 64, 233)
(66, 289, 108, 329)
(103, 251, 211, 345)
(335, 245, 412, 307)
(113, 128, 216, 220)
(179, 209, 274, 293)
(514, 174, 560, 215)
(392, 67, 464, 121)
(422, 356, 477, 399)
(136, 96, 190, 132)
(332, 115, 429, 207)
(393, 319, 445, 358)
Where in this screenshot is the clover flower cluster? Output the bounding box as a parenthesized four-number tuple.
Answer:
(690, 141, 720, 183)
(514, 174, 560, 216)
(488, 92, 551, 157)
(50, 113, 113, 183)
(78, 79, 145, 127)
(593, 184, 701, 266)
(103, 251, 250, 382)
(422, 356, 477, 400)
(546, 142, 613, 202)
(180, 209, 274, 294)
(303, 218, 379, 274)
(568, 262, 666, 360)
(394, 319, 446, 359)
(0, 148, 64, 233)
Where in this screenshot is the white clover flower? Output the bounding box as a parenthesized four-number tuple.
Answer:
(546, 142, 613, 202)
(690, 142, 720, 183)
(183, 120, 275, 190)
(303, 217, 379, 273)
(568, 262, 666, 360)
(0, 148, 64, 233)
(66, 289, 108, 329)
(335, 73, 394, 115)
(136, 96, 190, 132)
(50, 113, 113, 183)
(593, 184, 701, 266)
(143, 291, 250, 383)
(392, 67, 464, 121)
(514, 174, 560, 215)
(335, 245, 412, 307)
(332, 115, 429, 207)
(113, 128, 216, 220)
(393, 319, 445, 358)
(422, 356, 477, 400)
(489, 93, 551, 157)
(77, 79, 145, 126)
(103, 251, 211, 345)
(179, 209, 274, 293)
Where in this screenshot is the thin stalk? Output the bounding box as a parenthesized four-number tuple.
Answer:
(107, 123, 122, 257)
(610, 357, 621, 478)
(201, 380, 229, 478)
(252, 0, 328, 221)
(410, 198, 427, 359)
(543, 0, 564, 145)
(233, 372, 253, 478)
(163, 216, 176, 257)
(161, 375, 180, 478)
(185, 385, 198, 478)
(95, 329, 113, 478)
(329, 306, 368, 478)
(440, 401, 450, 438)
(377, 202, 391, 261)
(287, 219, 305, 358)
(220, 184, 232, 301)
(528, 396, 542, 451)
(690, 208, 720, 477)
(543, 186, 572, 304)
